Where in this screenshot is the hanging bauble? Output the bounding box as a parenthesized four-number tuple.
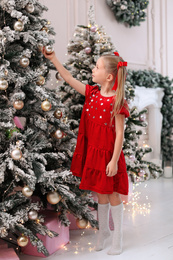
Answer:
(90, 26, 97, 32)
(85, 47, 92, 54)
(22, 186, 33, 197)
(139, 113, 146, 122)
(53, 129, 64, 139)
(20, 57, 30, 68)
(0, 78, 8, 90)
(25, 3, 35, 13)
(11, 148, 22, 160)
(76, 218, 88, 229)
(41, 26, 49, 33)
(36, 75, 45, 86)
(41, 100, 52, 111)
(129, 154, 135, 162)
(47, 191, 61, 204)
(28, 210, 38, 220)
(54, 109, 62, 119)
(37, 43, 43, 52)
(13, 100, 24, 110)
(17, 235, 29, 247)
(138, 169, 145, 177)
(14, 20, 24, 31)
(45, 45, 54, 55)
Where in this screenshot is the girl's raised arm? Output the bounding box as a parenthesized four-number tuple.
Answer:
(42, 48, 86, 96)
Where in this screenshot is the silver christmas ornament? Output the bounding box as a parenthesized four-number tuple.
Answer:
(47, 191, 61, 204)
(0, 78, 8, 90)
(28, 210, 38, 220)
(13, 100, 24, 110)
(22, 186, 33, 197)
(11, 148, 22, 160)
(45, 45, 54, 55)
(25, 3, 35, 13)
(129, 154, 135, 162)
(14, 20, 24, 31)
(54, 129, 64, 139)
(20, 57, 30, 68)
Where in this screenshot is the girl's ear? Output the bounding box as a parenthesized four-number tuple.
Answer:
(107, 73, 114, 82)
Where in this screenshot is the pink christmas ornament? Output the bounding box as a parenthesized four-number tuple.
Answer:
(85, 47, 92, 54)
(90, 26, 97, 32)
(13, 116, 24, 130)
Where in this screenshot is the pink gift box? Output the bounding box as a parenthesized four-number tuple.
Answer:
(21, 210, 69, 258)
(0, 248, 19, 260)
(0, 239, 8, 249)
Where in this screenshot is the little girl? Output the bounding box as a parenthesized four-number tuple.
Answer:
(43, 48, 129, 255)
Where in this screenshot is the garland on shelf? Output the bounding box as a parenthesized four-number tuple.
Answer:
(106, 0, 149, 27)
(127, 69, 173, 162)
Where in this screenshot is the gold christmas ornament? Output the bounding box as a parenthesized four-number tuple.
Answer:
(17, 235, 29, 247)
(36, 75, 45, 86)
(41, 100, 52, 111)
(53, 129, 64, 139)
(13, 100, 24, 110)
(28, 210, 38, 220)
(22, 186, 33, 197)
(20, 57, 30, 68)
(37, 43, 43, 52)
(54, 109, 62, 119)
(45, 45, 54, 55)
(25, 3, 35, 13)
(47, 191, 61, 204)
(11, 148, 22, 160)
(76, 218, 88, 229)
(14, 20, 24, 31)
(0, 78, 8, 90)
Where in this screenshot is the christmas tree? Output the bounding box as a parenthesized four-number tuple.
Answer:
(59, 5, 163, 182)
(0, 1, 97, 256)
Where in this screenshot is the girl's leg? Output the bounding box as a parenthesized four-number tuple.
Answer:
(107, 192, 123, 255)
(95, 193, 111, 251)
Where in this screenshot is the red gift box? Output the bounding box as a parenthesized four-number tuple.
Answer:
(21, 210, 69, 258)
(0, 248, 19, 260)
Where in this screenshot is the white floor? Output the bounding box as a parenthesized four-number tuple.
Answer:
(20, 177, 173, 260)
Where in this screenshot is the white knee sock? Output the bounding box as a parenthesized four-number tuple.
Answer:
(95, 203, 111, 251)
(107, 202, 123, 255)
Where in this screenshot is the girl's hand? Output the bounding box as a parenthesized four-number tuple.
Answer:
(42, 47, 56, 62)
(106, 160, 118, 177)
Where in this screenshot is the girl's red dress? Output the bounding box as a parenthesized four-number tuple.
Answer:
(70, 85, 130, 195)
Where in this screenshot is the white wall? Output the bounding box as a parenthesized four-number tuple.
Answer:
(40, 0, 173, 78)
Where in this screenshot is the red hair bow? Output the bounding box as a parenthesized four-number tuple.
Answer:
(117, 61, 128, 70)
(114, 52, 119, 56)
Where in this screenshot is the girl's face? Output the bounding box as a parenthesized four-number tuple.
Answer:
(92, 58, 109, 85)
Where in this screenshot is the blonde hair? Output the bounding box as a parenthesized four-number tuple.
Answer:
(101, 54, 127, 120)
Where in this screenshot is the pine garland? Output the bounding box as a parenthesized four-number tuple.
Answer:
(127, 69, 173, 162)
(106, 0, 149, 27)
